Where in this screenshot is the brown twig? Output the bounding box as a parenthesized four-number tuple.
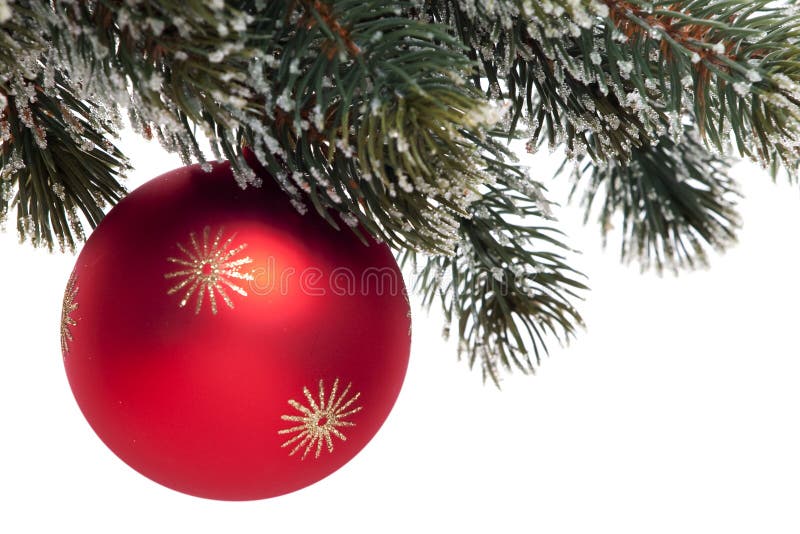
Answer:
(297, 0, 362, 58)
(600, 1, 756, 134)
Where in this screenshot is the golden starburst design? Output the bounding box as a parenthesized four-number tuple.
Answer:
(278, 379, 363, 460)
(60, 272, 79, 356)
(165, 226, 254, 314)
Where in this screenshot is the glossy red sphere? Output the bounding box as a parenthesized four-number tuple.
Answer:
(61, 158, 411, 500)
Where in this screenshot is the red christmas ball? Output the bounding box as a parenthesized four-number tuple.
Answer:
(60, 156, 411, 500)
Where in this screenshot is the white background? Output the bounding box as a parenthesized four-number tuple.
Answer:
(1, 129, 799, 533)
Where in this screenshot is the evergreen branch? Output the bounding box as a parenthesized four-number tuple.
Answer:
(0, 1, 129, 253)
(599, 0, 800, 177)
(404, 153, 586, 385)
(14, 0, 513, 256)
(425, 0, 666, 162)
(565, 125, 741, 273)
(0, 0, 777, 383)
(235, 0, 505, 255)
(2, 0, 587, 382)
(0, 79, 128, 251)
(427, 0, 800, 178)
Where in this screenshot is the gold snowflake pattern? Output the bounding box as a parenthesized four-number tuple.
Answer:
(165, 226, 254, 314)
(278, 379, 363, 460)
(60, 272, 79, 356)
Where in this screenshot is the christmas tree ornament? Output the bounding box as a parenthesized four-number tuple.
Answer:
(60, 155, 412, 500)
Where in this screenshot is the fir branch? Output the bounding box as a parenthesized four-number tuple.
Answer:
(31, 0, 512, 255)
(2, 0, 587, 382)
(599, 0, 800, 177)
(237, 0, 505, 255)
(425, 0, 665, 162)
(1, 0, 778, 382)
(565, 125, 741, 273)
(1, 0, 128, 251)
(427, 0, 800, 178)
(404, 153, 586, 385)
(0, 77, 128, 251)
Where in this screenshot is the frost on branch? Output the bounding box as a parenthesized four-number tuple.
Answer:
(4, 0, 799, 381)
(427, 0, 800, 178)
